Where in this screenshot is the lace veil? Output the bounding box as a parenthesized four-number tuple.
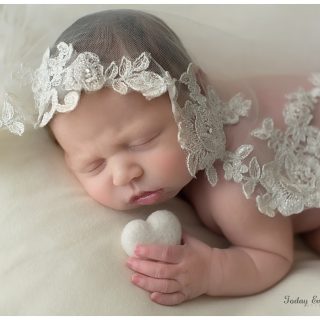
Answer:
(3, 5, 320, 131)
(2, 5, 320, 216)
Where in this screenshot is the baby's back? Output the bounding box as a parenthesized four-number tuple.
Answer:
(224, 74, 320, 212)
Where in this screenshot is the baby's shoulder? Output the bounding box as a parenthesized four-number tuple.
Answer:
(182, 167, 280, 238)
(183, 166, 255, 218)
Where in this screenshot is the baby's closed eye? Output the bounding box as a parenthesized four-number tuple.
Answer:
(128, 131, 161, 151)
(86, 159, 106, 173)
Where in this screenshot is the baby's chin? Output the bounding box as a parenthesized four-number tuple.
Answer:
(104, 199, 171, 212)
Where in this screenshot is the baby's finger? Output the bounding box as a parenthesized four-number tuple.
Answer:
(131, 273, 180, 294)
(134, 244, 184, 263)
(127, 258, 178, 279)
(150, 291, 186, 306)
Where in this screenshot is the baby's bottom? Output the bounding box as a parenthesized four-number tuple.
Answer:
(292, 208, 320, 255)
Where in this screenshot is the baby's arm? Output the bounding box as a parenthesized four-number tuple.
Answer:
(125, 178, 293, 305)
(204, 179, 294, 297)
(126, 179, 293, 305)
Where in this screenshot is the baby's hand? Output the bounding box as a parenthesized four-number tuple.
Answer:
(126, 232, 213, 306)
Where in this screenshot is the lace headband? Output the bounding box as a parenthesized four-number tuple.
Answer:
(32, 42, 176, 128)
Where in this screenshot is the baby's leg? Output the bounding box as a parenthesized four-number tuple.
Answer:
(303, 228, 320, 255)
(294, 208, 320, 255)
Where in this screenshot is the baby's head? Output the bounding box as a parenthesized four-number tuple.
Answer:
(50, 84, 193, 211)
(46, 9, 204, 210)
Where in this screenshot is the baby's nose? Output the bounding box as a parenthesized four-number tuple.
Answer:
(112, 163, 143, 186)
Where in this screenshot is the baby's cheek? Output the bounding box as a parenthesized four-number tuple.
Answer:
(80, 176, 114, 206)
(149, 147, 189, 177)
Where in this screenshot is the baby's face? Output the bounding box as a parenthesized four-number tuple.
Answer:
(50, 88, 193, 210)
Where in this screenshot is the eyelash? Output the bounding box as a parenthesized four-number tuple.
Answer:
(129, 132, 160, 149)
(87, 159, 106, 173)
(84, 132, 160, 174)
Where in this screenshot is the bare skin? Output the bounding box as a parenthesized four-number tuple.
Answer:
(50, 76, 320, 306)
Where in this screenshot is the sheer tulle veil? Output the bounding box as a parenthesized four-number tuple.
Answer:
(2, 5, 320, 216)
(1, 4, 320, 133)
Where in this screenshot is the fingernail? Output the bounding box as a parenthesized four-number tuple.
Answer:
(135, 245, 144, 256)
(134, 246, 141, 255)
(132, 274, 140, 284)
(126, 258, 133, 267)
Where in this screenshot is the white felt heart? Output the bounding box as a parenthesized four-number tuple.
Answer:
(121, 210, 182, 256)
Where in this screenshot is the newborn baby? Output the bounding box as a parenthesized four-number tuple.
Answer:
(2, 9, 320, 306)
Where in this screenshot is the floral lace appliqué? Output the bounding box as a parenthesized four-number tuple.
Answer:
(170, 64, 251, 186)
(222, 76, 320, 217)
(0, 93, 24, 136)
(32, 42, 174, 127)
